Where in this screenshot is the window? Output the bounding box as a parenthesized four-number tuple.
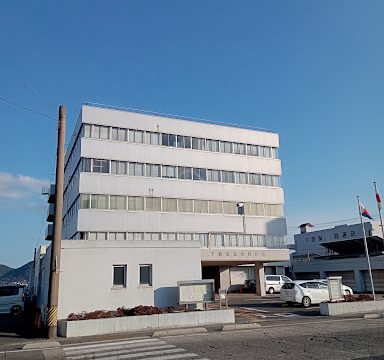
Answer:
(273, 176, 280, 187)
(192, 137, 205, 150)
(94, 125, 109, 139)
(93, 159, 110, 173)
(129, 129, 144, 143)
(83, 124, 92, 138)
(162, 165, 176, 178)
(0, 287, 20, 297)
(208, 201, 223, 214)
(262, 175, 273, 186)
(207, 169, 221, 182)
(113, 265, 126, 287)
(246, 144, 259, 156)
(178, 199, 193, 212)
(168, 134, 177, 147)
(81, 158, 92, 172)
(220, 141, 233, 154)
(109, 232, 126, 240)
(194, 200, 208, 213)
(128, 196, 144, 211)
(222, 171, 235, 183)
(129, 162, 144, 176)
(178, 233, 193, 241)
(144, 232, 161, 241)
(110, 195, 126, 210)
(176, 135, 191, 148)
(159, 132, 173, 146)
(91, 194, 108, 209)
(233, 143, 246, 155)
(249, 173, 261, 185)
(161, 133, 169, 146)
(196, 233, 208, 247)
(193, 168, 206, 181)
(212, 233, 224, 246)
(145, 132, 160, 145)
(111, 161, 127, 175)
(145, 197, 161, 211)
(162, 198, 177, 212)
(260, 146, 271, 158)
(139, 264, 152, 285)
(146, 164, 161, 177)
(178, 166, 192, 180)
(234, 172, 248, 184)
(162, 233, 177, 241)
(176, 135, 185, 148)
(80, 194, 91, 209)
(223, 202, 237, 214)
(206, 139, 219, 152)
(270, 148, 278, 159)
(111, 127, 127, 141)
(96, 232, 107, 240)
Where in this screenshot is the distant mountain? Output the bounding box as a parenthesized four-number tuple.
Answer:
(0, 264, 13, 278)
(0, 261, 33, 285)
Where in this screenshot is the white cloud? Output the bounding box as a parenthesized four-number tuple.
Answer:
(0, 172, 49, 200)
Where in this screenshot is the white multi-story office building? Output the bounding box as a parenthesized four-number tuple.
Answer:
(38, 104, 289, 319)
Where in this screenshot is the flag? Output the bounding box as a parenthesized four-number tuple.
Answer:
(360, 203, 374, 220)
(376, 190, 382, 210)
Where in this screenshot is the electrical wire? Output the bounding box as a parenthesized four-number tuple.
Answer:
(0, 96, 56, 121)
(0, 46, 57, 111)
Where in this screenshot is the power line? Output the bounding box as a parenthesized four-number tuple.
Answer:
(0, 96, 56, 121)
(0, 46, 57, 111)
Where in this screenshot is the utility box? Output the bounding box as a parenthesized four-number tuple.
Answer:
(327, 276, 344, 301)
(177, 279, 215, 305)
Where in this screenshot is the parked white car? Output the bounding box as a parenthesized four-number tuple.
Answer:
(265, 275, 292, 294)
(315, 279, 353, 296)
(0, 285, 25, 315)
(280, 280, 353, 307)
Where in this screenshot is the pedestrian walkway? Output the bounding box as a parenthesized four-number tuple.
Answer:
(63, 337, 209, 360)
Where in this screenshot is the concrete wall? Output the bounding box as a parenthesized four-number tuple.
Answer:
(57, 240, 201, 319)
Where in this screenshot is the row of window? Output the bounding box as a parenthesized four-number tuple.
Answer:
(81, 158, 281, 187)
(78, 193, 284, 217)
(82, 123, 279, 159)
(71, 232, 286, 249)
(113, 264, 152, 287)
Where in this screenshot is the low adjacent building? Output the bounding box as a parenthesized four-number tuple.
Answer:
(291, 222, 384, 292)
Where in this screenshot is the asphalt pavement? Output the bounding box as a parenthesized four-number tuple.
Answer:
(1, 294, 384, 359)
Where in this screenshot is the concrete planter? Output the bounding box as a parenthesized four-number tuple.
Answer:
(57, 309, 235, 337)
(320, 300, 384, 316)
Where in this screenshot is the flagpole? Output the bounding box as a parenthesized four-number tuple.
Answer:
(357, 196, 376, 300)
(374, 182, 384, 243)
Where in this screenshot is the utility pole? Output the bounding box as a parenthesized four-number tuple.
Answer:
(47, 105, 66, 338)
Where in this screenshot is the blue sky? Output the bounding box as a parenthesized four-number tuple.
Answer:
(1, 1, 383, 268)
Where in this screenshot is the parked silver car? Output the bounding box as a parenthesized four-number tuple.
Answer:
(0, 285, 25, 316)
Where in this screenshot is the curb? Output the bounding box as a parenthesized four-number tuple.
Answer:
(22, 340, 61, 350)
(152, 327, 208, 337)
(364, 313, 383, 319)
(222, 323, 261, 331)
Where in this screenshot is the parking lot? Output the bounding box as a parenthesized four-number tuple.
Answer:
(208, 293, 322, 324)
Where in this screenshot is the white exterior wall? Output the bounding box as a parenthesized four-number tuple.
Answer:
(58, 240, 201, 320)
(293, 222, 380, 257)
(63, 105, 286, 241)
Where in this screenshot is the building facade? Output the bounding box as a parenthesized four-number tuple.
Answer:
(291, 222, 384, 292)
(38, 104, 289, 319)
